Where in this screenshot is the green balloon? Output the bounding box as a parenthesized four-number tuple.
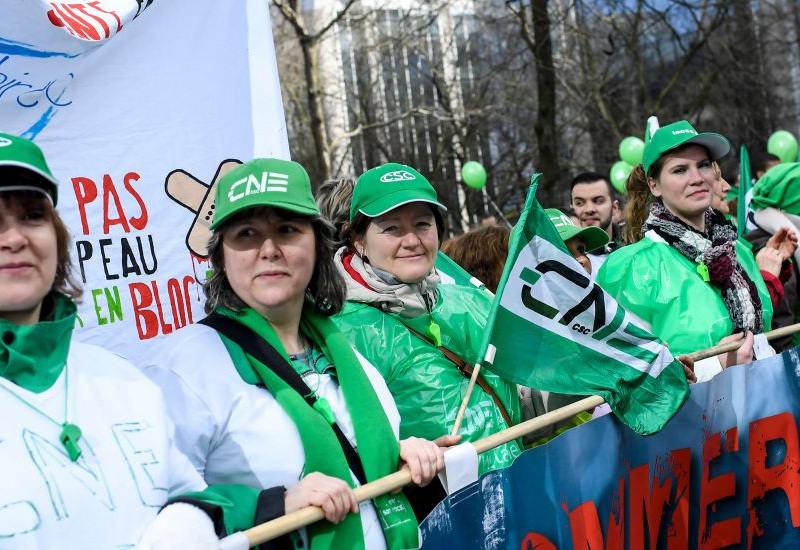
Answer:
(461, 161, 487, 189)
(619, 136, 645, 166)
(609, 161, 633, 194)
(768, 130, 799, 163)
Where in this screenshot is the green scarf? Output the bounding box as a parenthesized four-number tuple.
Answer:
(218, 305, 419, 550)
(0, 295, 76, 393)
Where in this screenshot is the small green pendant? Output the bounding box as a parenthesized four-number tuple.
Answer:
(697, 263, 710, 282)
(427, 321, 442, 347)
(60, 423, 82, 462)
(313, 397, 336, 425)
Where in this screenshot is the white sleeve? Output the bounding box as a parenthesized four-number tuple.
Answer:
(165, 413, 208, 497)
(145, 365, 218, 480)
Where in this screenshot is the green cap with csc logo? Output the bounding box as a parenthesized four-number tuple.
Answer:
(642, 120, 730, 176)
(350, 162, 447, 222)
(211, 158, 319, 230)
(0, 132, 59, 205)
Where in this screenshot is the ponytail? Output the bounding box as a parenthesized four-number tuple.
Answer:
(622, 164, 652, 244)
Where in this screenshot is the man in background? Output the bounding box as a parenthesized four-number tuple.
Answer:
(570, 171, 621, 272)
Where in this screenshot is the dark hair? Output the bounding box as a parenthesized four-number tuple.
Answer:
(623, 144, 711, 243)
(441, 225, 510, 293)
(204, 206, 345, 316)
(342, 203, 446, 254)
(570, 172, 613, 196)
(316, 177, 355, 248)
(0, 190, 82, 316)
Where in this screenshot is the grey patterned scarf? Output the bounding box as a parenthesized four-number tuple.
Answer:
(643, 201, 763, 333)
(334, 247, 439, 317)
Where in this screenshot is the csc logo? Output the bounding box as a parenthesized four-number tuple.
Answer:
(380, 170, 416, 183)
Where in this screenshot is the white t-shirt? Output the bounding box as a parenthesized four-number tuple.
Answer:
(0, 340, 204, 549)
(144, 323, 402, 550)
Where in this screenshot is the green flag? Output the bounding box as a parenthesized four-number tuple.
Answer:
(738, 144, 752, 235)
(479, 175, 689, 435)
(435, 251, 488, 292)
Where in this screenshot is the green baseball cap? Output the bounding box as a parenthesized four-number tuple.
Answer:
(210, 158, 319, 230)
(0, 132, 59, 205)
(546, 208, 609, 251)
(350, 162, 447, 222)
(642, 120, 730, 176)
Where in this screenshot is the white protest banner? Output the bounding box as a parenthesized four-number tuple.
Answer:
(0, 0, 289, 358)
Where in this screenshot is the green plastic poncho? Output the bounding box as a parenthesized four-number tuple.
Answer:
(333, 284, 522, 474)
(750, 162, 800, 215)
(597, 234, 773, 357)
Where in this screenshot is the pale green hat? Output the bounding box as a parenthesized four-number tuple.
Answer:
(350, 162, 447, 222)
(642, 120, 730, 176)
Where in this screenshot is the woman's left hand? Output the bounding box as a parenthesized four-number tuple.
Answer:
(398, 437, 448, 487)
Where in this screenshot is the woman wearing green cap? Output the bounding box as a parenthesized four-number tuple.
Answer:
(0, 133, 235, 548)
(146, 158, 449, 550)
(329, 162, 523, 477)
(598, 120, 774, 382)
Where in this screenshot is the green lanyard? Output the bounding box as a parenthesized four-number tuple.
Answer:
(0, 362, 83, 461)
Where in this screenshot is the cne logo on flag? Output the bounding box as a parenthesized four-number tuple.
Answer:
(498, 236, 670, 376)
(380, 170, 416, 183)
(228, 172, 289, 203)
(0, 137, 11, 147)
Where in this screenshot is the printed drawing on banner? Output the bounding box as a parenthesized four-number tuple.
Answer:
(164, 160, 243, 258)
(0, 51, 75, 139)
(46, 1, 157, 41)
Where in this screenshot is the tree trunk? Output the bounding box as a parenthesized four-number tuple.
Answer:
(530, 0, 561, 205)
(732, 0, 771, 144)
(300, 37, 332, 181)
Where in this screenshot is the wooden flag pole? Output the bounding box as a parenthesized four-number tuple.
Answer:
(450, 363, 481, 436)
(450, 345, 497, 436)
(220, 323, 800, 548)
(219, 395, 605, 548)
(686, 322, 800, 362)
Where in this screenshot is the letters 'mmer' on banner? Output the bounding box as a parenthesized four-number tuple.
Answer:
(480, 175, 689, 435)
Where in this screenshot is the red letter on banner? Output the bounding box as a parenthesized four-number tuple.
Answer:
(567, 478, 624, 549)
(629, 449, 691, 549)
(129, 282, 158, 340)
(630, 462, 670, 549)
(747, 412, 800, 546)
(520, 532, 557, 550)
(71, 176, 98, 235)
(102, 174, 131, 234)
(698, 427, 740, 549)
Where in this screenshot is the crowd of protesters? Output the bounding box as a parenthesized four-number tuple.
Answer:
(3, 117, 800, 548)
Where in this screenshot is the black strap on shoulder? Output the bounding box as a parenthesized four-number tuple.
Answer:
(199, 313, 368, 486)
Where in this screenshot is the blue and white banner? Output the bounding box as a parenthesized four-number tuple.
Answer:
(0, 0, 289, 358)
(422, 349, 800, 548)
